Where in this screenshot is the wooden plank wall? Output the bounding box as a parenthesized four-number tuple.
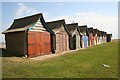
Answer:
(5, 31, 26, 56)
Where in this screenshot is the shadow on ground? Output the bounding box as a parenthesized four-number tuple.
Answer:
(0, 48, 22, 57)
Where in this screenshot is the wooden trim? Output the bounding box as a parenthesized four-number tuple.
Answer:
(29, 30, 45, 32)
(25, 29, 28, 57)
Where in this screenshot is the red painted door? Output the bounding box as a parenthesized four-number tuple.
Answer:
(45, 32, 51, 54)
(28, 31, 51, 57)
(37, 32, 42, 56)
(28, 31, 36, 57)
(40, 32, 51, 55)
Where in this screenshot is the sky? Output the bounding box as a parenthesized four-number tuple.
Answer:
(0, 1, 119, 43)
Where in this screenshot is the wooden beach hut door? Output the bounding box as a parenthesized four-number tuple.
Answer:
(40, 32, 51, 55)
(28, 31, 41, 57)
(56, 33, 62, 52)
(76, 35, 80, 49)
(73, 35, 76, 49)
(27, 31, 51, 57)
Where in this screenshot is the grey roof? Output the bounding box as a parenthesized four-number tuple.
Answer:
(103, 31, 107, 36)
(97, 30, 100, 36)
(99, 31, 107, 37)
(78, 25, 88, 34)
(93, 29, 98, 36)
(87, 27, 93, 35)
(46, 19, 70, 34)
(99, 31, 103, 36)
(2, 13, 53, 34)
(66, 23, 78, 35)
(107, 34, 112, 37)
(110, 34, 112, 37)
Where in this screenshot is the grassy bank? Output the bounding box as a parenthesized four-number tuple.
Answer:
(2, 41, 118, 78)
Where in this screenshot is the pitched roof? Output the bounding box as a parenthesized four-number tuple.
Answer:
(110, 34, 112, 37)
(97, 30, 100, 36)
(78, 25, 87, 33)
(107, 34, 112, 37)
(103, 31, 107, 36)
(87, 27, 93, 35)
(2, 13, 53, 34)
(46, 19, 70, 34)
(66, 23, 78, 35)
(99, 31, 103, 36)
(93, 29, 98, 36)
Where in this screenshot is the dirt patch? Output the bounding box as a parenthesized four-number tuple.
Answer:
(30, 49, 81, 61)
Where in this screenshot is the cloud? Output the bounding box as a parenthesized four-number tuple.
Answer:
(13, 3, 118, 39)
(15, 3, 39, 18)
(45, 12, 118, 39)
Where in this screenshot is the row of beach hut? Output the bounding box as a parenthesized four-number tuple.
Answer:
(2, 13, 112, 58)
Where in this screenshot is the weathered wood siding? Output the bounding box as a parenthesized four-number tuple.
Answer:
(5, 31, 26, 56)
(66, 34, 69, 51)
(56, 33, 60, 52)
(76, 35, 80, 49)
(55, 25, 69, 53)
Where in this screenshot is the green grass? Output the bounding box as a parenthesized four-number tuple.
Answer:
(2, 41, 118, 78)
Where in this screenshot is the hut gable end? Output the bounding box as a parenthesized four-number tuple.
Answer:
(73, 28, 79, 35)
(2, 13, 53, 34)
(56, 24, 66, 34)
(78, 25, 88, 35)
(87, 27, 93, 36)
(66, 23, 78, 35)
(46, 19, 67, 34)
(28, 20, 46, 32)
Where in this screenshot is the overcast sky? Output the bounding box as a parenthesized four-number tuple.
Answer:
(1, 1, 118, 43)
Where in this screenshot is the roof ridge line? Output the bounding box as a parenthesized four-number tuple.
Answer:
(46, 19, 65, 23)
(14, 13, 42, 21)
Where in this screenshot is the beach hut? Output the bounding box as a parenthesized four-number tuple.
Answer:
(107, 34, 112, 42)
(46, 19, 70, 53)
(2, 13, 53, 58)
(77, 26, 82, 48)
(104, 32, 107, 42)
(66, 23, 80, 50)
(97, 30, 100, 44)
(102, 31, 107, 43)
(87, 27, 94, 46)
(101, 31, 105, 43)
(99, 31, 103, 44)
(93, 29, 99, 45)
(78, 25, 88, 48)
